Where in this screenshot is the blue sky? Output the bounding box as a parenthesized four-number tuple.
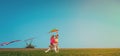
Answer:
(0, 0, 120, 48)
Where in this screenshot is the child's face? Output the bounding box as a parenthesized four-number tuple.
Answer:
(55, 36, 58, 38)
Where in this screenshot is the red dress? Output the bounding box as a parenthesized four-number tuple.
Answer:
(50, 37, 55, 45)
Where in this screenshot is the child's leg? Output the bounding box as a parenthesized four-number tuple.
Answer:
(53, 44, 58, 53)
(45, 47, 51, 53)
(45, 45, 52, 53)
(56, 45, 59, 52)
(54, 46, 57, 53)
(55, 43, 59, 52)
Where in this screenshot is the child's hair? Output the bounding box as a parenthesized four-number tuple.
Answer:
(50, 35, 54, 39)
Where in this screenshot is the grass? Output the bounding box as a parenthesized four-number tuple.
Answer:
(0, 48, 120, 56)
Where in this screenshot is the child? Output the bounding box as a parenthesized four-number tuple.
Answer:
(45, 35, 57, 53)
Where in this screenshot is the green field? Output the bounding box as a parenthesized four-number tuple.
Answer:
(0, 48, 120, 56)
